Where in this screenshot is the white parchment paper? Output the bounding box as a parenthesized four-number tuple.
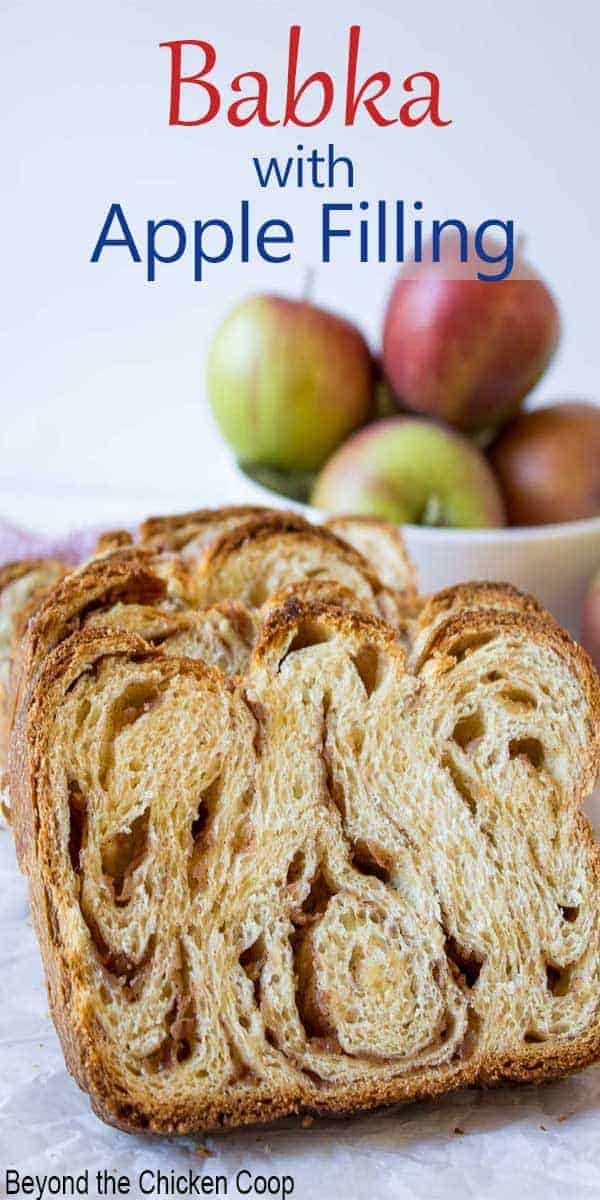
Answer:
(2, 797, 600, 1200)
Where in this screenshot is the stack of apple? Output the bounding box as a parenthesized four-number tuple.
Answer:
(206, 243, 600, 657)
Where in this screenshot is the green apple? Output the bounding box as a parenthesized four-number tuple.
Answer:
(207, 295, 374, 472)
(311, 416, 506, 528)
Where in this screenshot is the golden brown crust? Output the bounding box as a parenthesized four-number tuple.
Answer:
(253, 596, 398, 670)
(262, 579, 380, 620)
(11, 591, 600, 1134)
(9, 549, 180, 739)
(0, 558, 63, 592)
(418, 580, 548, 629)
(0, 558, 68, 786)
(412, 581, 554, 670)
(140, 506, 270, 553)
(199, 512, 360, 571)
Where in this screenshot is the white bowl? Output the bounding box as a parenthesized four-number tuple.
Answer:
(232, 469, 600, 638)
(402, 518, 600, 636)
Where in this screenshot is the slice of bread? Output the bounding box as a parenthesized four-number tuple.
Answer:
(10, 597, 600, 1134)
(10, 548, 256, 736)
(139, 506, 270, 555)
(412, 580, 551, 668)
(10, 549, 186, 727)
(189, 511, 411, 624)
(323, 515, 417, 597)
(86, 600, 258, 679)
(140, 507, 417, 605)
(0, 559, 67, 785)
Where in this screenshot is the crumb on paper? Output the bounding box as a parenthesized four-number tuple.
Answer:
(195, 1144, 215, 1159)
(301, 1116, 314, 1128)
(453, 1127, 465, 1136)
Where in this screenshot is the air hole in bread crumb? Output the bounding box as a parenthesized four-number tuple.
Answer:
(287, 850, 306, 885)
(112, 684, 162, 736)
(452, 711, 485, 752)
(500, 687, 537, 710)
(349, 945, 364, 984)
(239, 935, 266, 1009)
(245, 696, 267, 757)
(450, 632, 494, 662)
(560, 905, 579, 923)
(486, 670, 503, 683)
(102, 810, 150, 904)
(546, 962, 572, 997)
(291, 867, 335, 928)
(188, 777, 222, 889)
(320, 703, 346, 818)
(142, 955, 196, 1071)
(350, 725, 365, 755)
(524, 1030, 546, 1044)
(150, 1016, 195, 1068)
(191, 801, 209, 843)
(351, 839, 392, 883)
(351, 644, 383, 697)
(442, 755, 478, 818)
(280, 620, 332, 668)
(509, 737, 544, 770)
(444, 934, 483, 988)
(68, 781, 87, 875)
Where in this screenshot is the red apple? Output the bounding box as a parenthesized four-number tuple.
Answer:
(311, 416, 506, 528)
(382, 240, 560, 432)
(490, 402, 600, 526)
(582, 568, 600, 671)
(207, 295, 374, 472)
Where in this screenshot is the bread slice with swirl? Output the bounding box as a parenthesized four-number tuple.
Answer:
(140, 506, 417, 605)
(10, 547, 258, 746)
(10, 594, 600, 1134)
(183, 510, 412, 627)
(411, 580, 551, 668)
(3, 510, 416, 818)
(139, 505, 270, 555)
(9, 509, 414, 733)
(0, 559, 67, 786)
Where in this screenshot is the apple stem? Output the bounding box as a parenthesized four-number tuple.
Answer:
(302, 267, 316, 301)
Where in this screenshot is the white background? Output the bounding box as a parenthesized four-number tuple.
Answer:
(1, 0, 600, 530)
